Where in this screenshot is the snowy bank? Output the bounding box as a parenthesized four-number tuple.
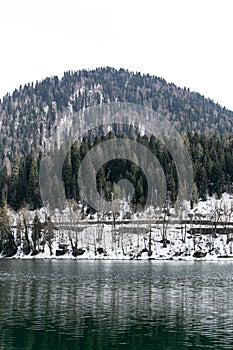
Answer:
(1, 194, 233, 261)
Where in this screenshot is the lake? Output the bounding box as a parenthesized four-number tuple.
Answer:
(0, 259, 233, 350)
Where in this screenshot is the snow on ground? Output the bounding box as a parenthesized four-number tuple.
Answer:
(2, 194, 233, 261)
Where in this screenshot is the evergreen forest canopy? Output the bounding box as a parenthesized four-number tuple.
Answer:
(0, 67, 233, 212)
(1, 128, 233, 213)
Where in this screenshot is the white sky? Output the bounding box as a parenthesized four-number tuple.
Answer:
(1, 0, 233, 110)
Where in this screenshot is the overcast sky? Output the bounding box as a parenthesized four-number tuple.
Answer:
(1, 0, 233, 110)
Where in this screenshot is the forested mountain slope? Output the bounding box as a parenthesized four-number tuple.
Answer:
(1, 67, 233, 164)
(1, 67, 233, 212)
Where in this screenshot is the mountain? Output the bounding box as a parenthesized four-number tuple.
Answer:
(1, 67, 233, 213)
(0, 67, 233, 164)
(2, 67, 233, 260)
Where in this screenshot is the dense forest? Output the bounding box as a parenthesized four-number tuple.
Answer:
(0, 67, 233, 212)
(0, 131, 233, 212)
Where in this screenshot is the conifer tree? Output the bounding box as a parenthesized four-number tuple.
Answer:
(32, 213, 42, 253)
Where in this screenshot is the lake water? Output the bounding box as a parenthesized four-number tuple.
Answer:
(0, 260, 233, 350)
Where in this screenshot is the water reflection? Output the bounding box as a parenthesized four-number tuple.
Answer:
(0, 260, 233, 349)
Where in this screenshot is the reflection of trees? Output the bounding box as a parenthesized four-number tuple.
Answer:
(0, 261, 232, 349)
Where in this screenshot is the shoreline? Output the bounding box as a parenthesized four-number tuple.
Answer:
(2, 252, 233, 262)
(3, 194, 233, 262)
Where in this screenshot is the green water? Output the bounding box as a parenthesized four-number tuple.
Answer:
(0, 260, 233, 350)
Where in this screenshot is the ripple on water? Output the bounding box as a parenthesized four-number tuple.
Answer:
(0, 260, 233, 350)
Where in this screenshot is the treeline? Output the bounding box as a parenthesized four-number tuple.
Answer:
(0, 131, 233, 212)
